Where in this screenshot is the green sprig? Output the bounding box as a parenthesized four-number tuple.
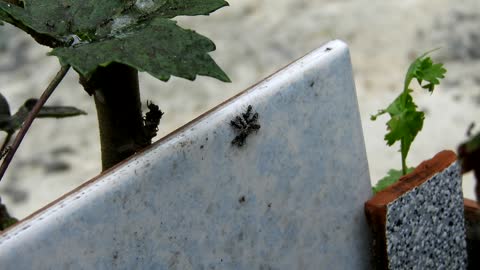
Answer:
(372, 168, 414, 194)
(371, 50, 446, 193)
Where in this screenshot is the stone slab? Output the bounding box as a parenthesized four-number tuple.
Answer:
(0, 40, 372, 269)
(365, 150, 467, 269)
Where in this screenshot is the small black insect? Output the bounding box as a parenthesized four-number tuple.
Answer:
(230, 105, 261, 147)
(143, 101, 164, 141)
(238, 195, 246, 203)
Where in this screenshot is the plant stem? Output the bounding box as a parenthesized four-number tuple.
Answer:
(0, 64, 70, 182)
(400, 89, 408, 176)
(81, 63, 148, 171)
(401, 138, 407, 175)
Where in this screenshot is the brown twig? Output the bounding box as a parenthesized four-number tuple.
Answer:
(0, 132, 13, 157)
(0, 64, 70, 182)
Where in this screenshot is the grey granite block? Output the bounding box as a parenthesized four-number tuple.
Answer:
(0, 40, 372, 269)
(366, 151, 468, 270)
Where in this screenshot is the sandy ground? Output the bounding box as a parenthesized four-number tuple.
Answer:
(1, 0, 480, 219)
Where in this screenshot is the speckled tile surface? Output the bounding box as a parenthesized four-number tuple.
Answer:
(365, 151, 467, 270)
(0, 40, 372, 269)
(386, 162, 466, 269)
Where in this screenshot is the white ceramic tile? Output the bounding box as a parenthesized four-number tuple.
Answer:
(0, 40, 372, 269)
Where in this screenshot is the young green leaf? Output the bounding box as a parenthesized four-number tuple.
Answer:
(384, 91, 424, 153)
(372, 168, 414, 194)
(372, 90, 425, 164)
(404, 50, 446, 93)
(372, 50, 446, 175)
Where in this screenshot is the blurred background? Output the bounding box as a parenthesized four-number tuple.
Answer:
(1, 0, 479, 219)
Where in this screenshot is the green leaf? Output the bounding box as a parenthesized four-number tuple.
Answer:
(382, 90, 425, 160)
(372, 168, 414, 194)
(0, 0, 230, 82)
(0, 216, 18, 231)
(0, 6, 15, 25)
(0, 9, 6, 25)
(0, 92, 11, 117)
(372, 50, 446, 175)
(464, 131, 480, 154)
(143, 0, 229, 18)
(0, 97, 86, 134)
(50, 18, 230, 82)
(0, 92, 11, 132)
(417, 59, 446, 92)
(0, 1, 120, 40)
(404, 49, 446, 93)
(0, 0, 228, 39)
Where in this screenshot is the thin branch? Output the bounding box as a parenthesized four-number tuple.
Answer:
(0, 132, 13, 156)
(0, 64, 71, 182)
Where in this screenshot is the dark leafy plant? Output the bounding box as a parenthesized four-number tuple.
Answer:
(0, 91, 86, 174)
(0, 91, 85, 229)
(0, 0, 230, 229)
(0, 0, 229, 82)
(371, 168, 415, 194)
(0, 92, 85, 143)
(458, 129, 480, 201)
(371, 50, 446, 193)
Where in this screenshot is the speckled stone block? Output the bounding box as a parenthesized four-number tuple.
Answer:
(365, 151, 467, 270)
(0, 40, 373, 269)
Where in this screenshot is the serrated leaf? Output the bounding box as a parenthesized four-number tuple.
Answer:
(404, 50, 446, 93)
(373, 49, 446, 175)
(372, 168, 414, 194)
(417, 61, 446, 92)
(143, 0, 229, 18)
(383, 91, 424, 159)
(0, 5, 18, 26)
(0, 0, 230, 82)
(0, 9, 9, 25)
(385, 110, 424, 156)
(404, 50, 433, 90)
(50, 18, 230, 82)
(0, 0, 228, 40)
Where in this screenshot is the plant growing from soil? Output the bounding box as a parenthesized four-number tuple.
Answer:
(0, 0, 230, 229)
(371, 50, 446, 193)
